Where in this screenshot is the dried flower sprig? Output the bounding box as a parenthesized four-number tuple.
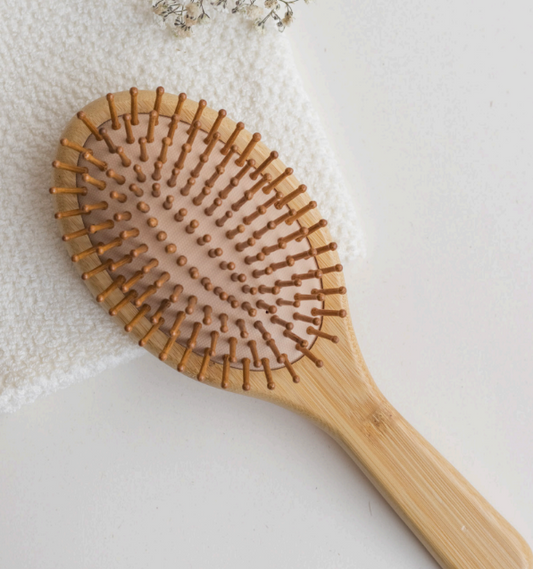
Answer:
(150, 0, 309, 39)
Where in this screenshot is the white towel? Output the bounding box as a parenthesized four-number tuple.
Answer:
(0, 0, 363, 413)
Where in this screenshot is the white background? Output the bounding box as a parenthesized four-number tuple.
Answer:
(1, 1, 532, 567)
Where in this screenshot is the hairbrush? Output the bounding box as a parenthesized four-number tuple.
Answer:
(50, 88, 532, 569)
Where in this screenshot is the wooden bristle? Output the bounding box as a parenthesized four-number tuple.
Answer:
(188, 322, 202, 348)
(185, 295, 197, 315)
(266, 339, 283, 363)
(236, 133, 261, 167)
(125, 305, 151, 333)
(116, 147, 131, 168)
(205, 109, 226, 144)
(294, 292, 324, 302)
(151, 299, 172, 323)
(219, 313, 229, 333)
(242, 358, 251, 391)
(235, 238, 255, 253)
(83, 152, 107, 171)
(130, 87, 139, 125)
(88, 219, 114, 234)
(163, 195, 174, 210)
(106, 93, 120, 130)
(295, 344, 323, 367)
(98, 237, 122, 255)
(248, 339, 261, 367)
(307, 327, 339, 343)
(198, 348, 211, 382)
(283, 329, 309, 348)
(286, 201, 317, 225)
(123, 113, 135, 144)
(262, 168, 293, 194)
(167, 114, 179, 145)
(50, 186, 88, 195)
(270, 315, 293, 330)
(147, 110, 158, 143)
(221, 354, 231, 389)
(282, 356, 299, 383)
(139, 317, 164, 347)
(219, 146, 237, 169)
(152, 183, 161, 197)
(96, 275, 125, 303)
(130, 243, 148, 257)
(119, 227, 140, 240)
(221, 122, 244, 155)
(72, 243, 100, 262)
(106, 169, 125, 185)
(256, 299, 276, 314)
(293, 312, 320, 326)
(201, 131, 220, 161)
(180, 177, 196, 196)
(253, 320, 271, 340)
(55, 207, 85, 220)
(134, 285, 158, 306)
(186, 120, 201, 147)
(139, 137, 149, 162)
(133, 164, 146, 183)
(262, 358, 275, 390)
(99, 128, 117, 153)
(311, 286, 347, 296)
(229, 336, 238, 362)
(61, 138, 90, 154)
(192, 186, 211, 206)
(52, 160, 86, 175)
(170, 311, 186, 337)
(174, 92, 187, 116)
(311, 308, 347, 318)
(219, 260, 236, 271)
(276, 298, 301, 308)
(296, 219, 327, 242)
(188, 99, 206, 133)
(202, 305, 213, 325)
(129, 183, 143, 197)
(236, 319, 248, 339)
(320, 264, 343, 275)
(167, 167, 181, 188)
(250, 150, 278, 181)
(315, 242, 338, 256)
(81, 259, 112, 280)
(109, 290, 137, 316)
(173, 208, 187, 222)
(175, 143, 191, 170)
(152, 160, 163, 181)
(159, 335, 178, 361)
(154, 86, 164, 124)
(275, 184, 307, 209)
(77, 111, 103, 140)
(170, 284, 184, 303)
(178, 347, 192, 372)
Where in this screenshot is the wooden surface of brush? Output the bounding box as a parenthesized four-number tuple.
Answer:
(51, 88, 532, 569)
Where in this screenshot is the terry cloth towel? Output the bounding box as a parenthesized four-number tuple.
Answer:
(0, 0, 363, 413)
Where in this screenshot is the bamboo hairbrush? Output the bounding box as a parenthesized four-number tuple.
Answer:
(50, 88, 532, 569)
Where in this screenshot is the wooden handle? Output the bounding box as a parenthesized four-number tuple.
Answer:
(335, 397, 532, 569)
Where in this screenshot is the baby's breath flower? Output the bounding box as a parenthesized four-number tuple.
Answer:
(150, 0, 306, 39)
(245, 4, 263, 20)
(282, 12, 293, 26)
(185, 2, 201, 18)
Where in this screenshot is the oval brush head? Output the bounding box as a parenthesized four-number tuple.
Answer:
(51, 88, 345, 391)
(50, 88, 532, 569)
